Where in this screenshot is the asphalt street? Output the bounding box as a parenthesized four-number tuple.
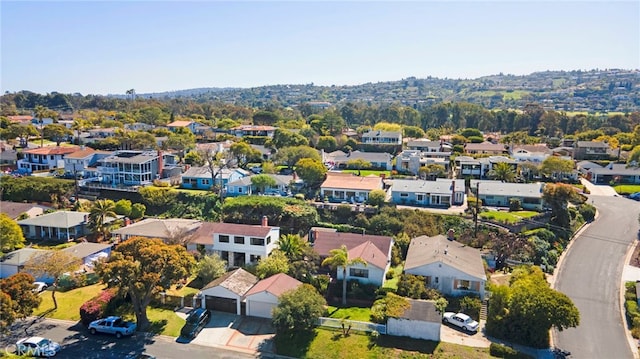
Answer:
(553, 195, 640, 359)
(0, 317, 265, 359)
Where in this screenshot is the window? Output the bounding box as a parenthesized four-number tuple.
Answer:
(202, 179, 210, 185)
(249, 254, 261, 263)
(400, 193, 408, 197)
(250, 237, 265, 246)
(266, 236, 271, 245)
(455, 279, 470, 290)
(417, 194, 424, 201)
(349, 268, 369, 278)
(219, 235, 229, 243)
(234, 236, 244, 244)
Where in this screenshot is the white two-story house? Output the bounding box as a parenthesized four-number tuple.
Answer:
(17, 146, 81, 173)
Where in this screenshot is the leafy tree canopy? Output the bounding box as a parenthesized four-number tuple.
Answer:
(272, 284, 326, 335)
(0, 213, 25, 252)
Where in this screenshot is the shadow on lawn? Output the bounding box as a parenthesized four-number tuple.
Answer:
(273, 331, 317, 358)
(374, 335, 438, 355)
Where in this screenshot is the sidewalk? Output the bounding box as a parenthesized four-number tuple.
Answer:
(580, 178, 619, 196)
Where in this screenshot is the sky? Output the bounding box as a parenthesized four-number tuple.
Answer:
(1, 1, 638, 95)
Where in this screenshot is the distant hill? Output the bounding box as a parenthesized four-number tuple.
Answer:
(130, 69, 640, 112)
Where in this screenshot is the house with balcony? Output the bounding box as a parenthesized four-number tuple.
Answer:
(323, 150, 393, 170)
(94, 150, 177, 187)
(320, 172, 384, 203)
(361, 130, 402, 145)
(394, 150, 451, 175)
(189, 217, 279, 268)
(455, 156, 482, 179)
(230, 125, 277, 138)
(226, 174, 295, 197)
(312, 230, 393, 286)
(406, 139, 445, 152)
(167, 120, 198, 133)
(389, 179, 465, 207)
(404, 232, 486, 300)
(509, 144, 552, 163)
(470, 180, 545, 210)
(17, 146, 81, 173)
(181, 166, 250, 191)
(63, 147, 112, 178)
(573, 141, 610, 160)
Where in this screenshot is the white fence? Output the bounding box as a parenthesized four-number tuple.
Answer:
(317, 317, 386, 335)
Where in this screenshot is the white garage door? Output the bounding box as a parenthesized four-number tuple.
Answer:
(249, 300, 276, 318)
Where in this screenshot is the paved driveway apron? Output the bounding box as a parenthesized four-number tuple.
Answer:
(188, 311, 275, 354)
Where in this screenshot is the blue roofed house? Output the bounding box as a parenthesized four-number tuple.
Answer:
(390, 179, 465, 207)
(470, 180, 545, 210)
(181, 166, 250, 190)
(226, 174, 295, 197)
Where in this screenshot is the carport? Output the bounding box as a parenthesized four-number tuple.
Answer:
(200, 268, 257, 316)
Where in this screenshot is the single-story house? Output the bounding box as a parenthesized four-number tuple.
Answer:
(361, 130, 402, 145)
(17, 211, 119, 242)
(470, 180, 545, 210)
(464, 142, 506, 155)
(509, 144, 552, 163)
(62, 242, 112, 269)
(312, 230, 393, 286)
(406, 139, 446, 152)
(111, 218, 201, 242)
(584, 162, 640, 185)
(389, 179, 465, 207)
(322, 150, 393, 170)
(320, 172, 384, 203)
(167, 120, 198, 133)
(0, 248, 51, 279)
(404, 233, 487, 300)
(245, 273, 302, 318)
(199, 268, 259, 315)
(181, 166, 249, 190)
(0, 201, 51, 220)
(226, 174, 294, 197)
(386, 299, 441, 341)
(230, 125, 277, 138)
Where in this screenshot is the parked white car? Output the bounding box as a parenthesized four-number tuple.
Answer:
(32, 282, 48, 293)
(16, 337, 61, 357)
(442, 312, 479, 332)
(88, 316, 136, 338)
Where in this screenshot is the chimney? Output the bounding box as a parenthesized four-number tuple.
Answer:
(84, 214, 88, 223)
(157, 150, 163, 179)
(124, 217, 131, 226)
(261, 216, 268, 227)
(447, 229, 455, 241)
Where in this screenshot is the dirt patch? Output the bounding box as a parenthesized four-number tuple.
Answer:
(630, 241, 640, 268)
(489, 273, 511, 286)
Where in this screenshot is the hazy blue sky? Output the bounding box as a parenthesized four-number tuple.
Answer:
(2, 1, 638, 95)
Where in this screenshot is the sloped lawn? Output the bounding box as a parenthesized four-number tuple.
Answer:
(34, 283, 105, 321)
(326, 306, 372, 322)
(480, 210, 538, 224)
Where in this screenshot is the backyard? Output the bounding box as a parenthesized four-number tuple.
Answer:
(479, 210, 538, 224)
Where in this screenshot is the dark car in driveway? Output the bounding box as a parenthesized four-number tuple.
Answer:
(178, 308, 211, 341)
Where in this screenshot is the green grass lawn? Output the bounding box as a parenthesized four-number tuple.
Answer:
(342, 169, 391, 177)
(34, 283, 105, 321)
(326, 306, 372, 322)
(480, 210, 538, 224)
(275, 328, 532, 359)
(382, 265, 403, 291)
(112, 303, 185, 337)
(614, 185, 640, 195)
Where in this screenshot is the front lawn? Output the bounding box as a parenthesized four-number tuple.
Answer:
(480, 210, 538, 224)
(326, 306, 372, 322)
(614, 185, 640, 195)
(382, 265, 403, 290)
(34, 283, 105, 321)
(112, 303, 185, 337)
(276, 328, 530, 358)
(342, 169, 391, 177)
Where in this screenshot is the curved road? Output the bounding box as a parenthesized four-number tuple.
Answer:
(554, 195, 640, 359)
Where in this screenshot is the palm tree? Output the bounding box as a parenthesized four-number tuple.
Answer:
(278, 234, 304, 259)
(321, 245, 366, 305)
(488, 162, 516, 182)
(34, 105, 49, 148)
(89, 199, 117, 240)
(71, 119, 89, 145)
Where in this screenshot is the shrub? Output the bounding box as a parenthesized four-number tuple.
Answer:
(579, 204, 596, 222)
(489, 343, 518, 358)
(508, 198, 522, 212)
(385, 268, 395, 280)
(79, 288, 118, 326)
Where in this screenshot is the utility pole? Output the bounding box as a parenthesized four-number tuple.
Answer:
(474, 182, 480, 238)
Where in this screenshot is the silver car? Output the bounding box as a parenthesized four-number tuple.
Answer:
(16, 337, 61, 357)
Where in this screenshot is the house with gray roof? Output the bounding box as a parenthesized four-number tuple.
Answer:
(390, 179, 465, 207)
(470, 180, 545, 210)
(181, 166, 249, 190)
(361, 130, 402, 145)
(387, 299, 442, 341)
(573, 141, 610, 160)
(62, 242, 112, 268)
(406, 139, 446, 152)
(93, 150, 178, 187)
(464, 142, 506, 155)
(17, 211, 119, 241)
(405, 234, 486, 299)
(584, 162, 640, 184)
(0, 248, 51, 279)
(0, 201, 51, 220)
(323, 150, 393, 170)
(394, 150, 451, 175)
(199, 268, 259, 315)
(111, 218, 201, 243)
(226, 174, 294, 197)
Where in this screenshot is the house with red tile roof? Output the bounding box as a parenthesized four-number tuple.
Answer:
(167, 120, 198, 133)
(312, 230, 393, 286)
(320, 172, 384, 203)
(230, 125, 277, 138)
(244, 273, 302, 318)
(17, 146, 80, 173)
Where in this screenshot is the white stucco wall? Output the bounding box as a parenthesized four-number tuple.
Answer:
(246, 291, 278, 318)
(405, 261, 486, 299)
(387, 317, 440, 341)
(200, 285, 240, 299)
(337, 263, 386, 286)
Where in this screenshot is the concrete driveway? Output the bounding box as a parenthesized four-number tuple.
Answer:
(580, 178, 619, 196)
(178, 310, 275, 354)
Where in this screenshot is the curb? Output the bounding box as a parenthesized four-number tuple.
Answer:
(621, 239, 640, 359)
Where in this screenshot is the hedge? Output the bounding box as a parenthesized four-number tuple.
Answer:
(79, 288, 119, 326)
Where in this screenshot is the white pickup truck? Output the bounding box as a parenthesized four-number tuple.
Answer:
(88, 316, 137, 338)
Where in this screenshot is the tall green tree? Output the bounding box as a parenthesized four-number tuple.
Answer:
(229, 141, 261, 169)
(275, 145, 321, 169)
(34, 105, 57, 148)
(278, 234, 304, 259)
(295, 158, 327, 188)
(24, 251, 81, 310)
(0, 213, 25, 252)
(5, 123, 38, 147)
(321, 245, 366, 305)
(89, 199, 117, 239)
(488, 162, 516, 182)
(43, 124, 72, 146)
(95, 237, 195, 331)
(540, 156, 575, 179)
(251, 174, 277, 194)
(256, 250, 290, 279)
(418, 164, 446, 180)
(196, 253, 227, 283)
(542, 183, 580, 231)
